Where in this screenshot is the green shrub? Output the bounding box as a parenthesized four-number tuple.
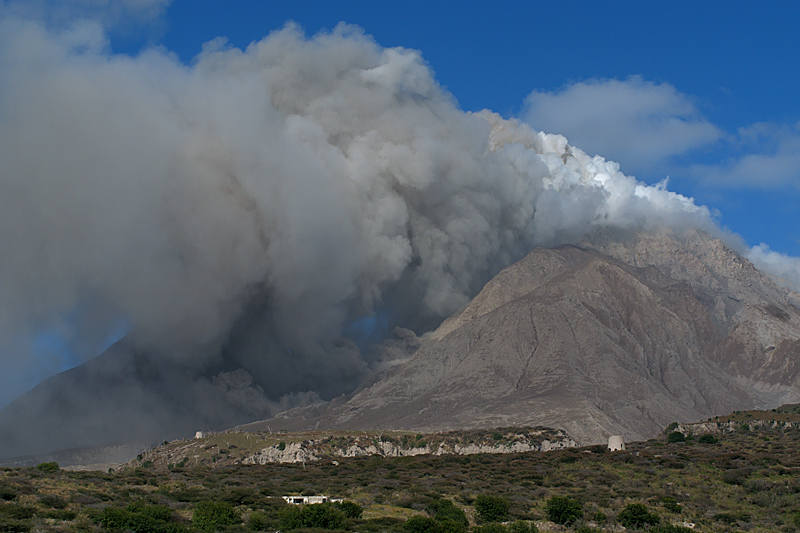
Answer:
(248, 512, 269, 531)
(474, 494, 510, 523)
(661, 497, 682, 514)
(279, 503, 346, 531)
(356, 517, 406, 532)
(42, 509, 77, 520)
(591, 511, 606, 523)
(666, 432, 685, 443)
(127, 502, 172, 522)
(336, 500, 364, 519)
(428, 498, 468, 528)
(193, 501, 240, 532)
(0, 516, 31, 533)
(38, 494, 67, 509)
(0, 484, 18, 501)
(471, 524, 507, 533)
(404, 515, 439, 533)
(544, 496, 582, 526)
(697, 434, 719, 444)
(278, 442, 287, 451)
(617, 503, 660, 529)
(0, 505, 35, 520)
(34, 462, 59, 472)
(722, 467, 754, 485)
(509, 521, 537, 533)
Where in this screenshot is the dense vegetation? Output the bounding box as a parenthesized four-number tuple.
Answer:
(2, 420, 800, 532)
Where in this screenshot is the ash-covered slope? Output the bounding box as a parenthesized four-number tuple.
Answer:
(0, 339, 268, 459)
(253, 230, 800, 444)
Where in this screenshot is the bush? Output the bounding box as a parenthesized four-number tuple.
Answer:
(617, 503, 660, 529)
(661, 497, 682, 514)
(666, 432, 685, 443)
(0, 517, 31, 533)
(0, 484, 18, 501)
(545, 496, 582, 526)
(279, 503, 346, 531)
(722, 467, 754, 485)
(0, 505, 35, 520)
(34, 462, 59, 472)
(356, 517, 406, 533)
(39, 494, 67, 509)
(336, 500, 364, 520)
(193, 501, 240, 532)
(509, 521, 537, 533)
(404, 515, 439, 533)
(428, 499, 468, 528)
(474, 494, 510, 523)
(98, 504, 182, 533)
(471, 524, 507, 533)
(697, 434, 719, 444)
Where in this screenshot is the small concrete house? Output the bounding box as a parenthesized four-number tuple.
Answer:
(282, 495, 342, 505)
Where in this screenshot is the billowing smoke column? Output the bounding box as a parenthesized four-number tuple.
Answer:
(0, 19, 729, 410)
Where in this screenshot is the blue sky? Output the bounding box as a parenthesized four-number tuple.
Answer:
(1, 0, 799, 408)
(131, 0, 800, 256)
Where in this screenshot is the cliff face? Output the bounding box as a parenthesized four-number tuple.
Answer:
(256, 230, 800, 444)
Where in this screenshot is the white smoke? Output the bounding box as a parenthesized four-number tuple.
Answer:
(0, 17, 791, 407)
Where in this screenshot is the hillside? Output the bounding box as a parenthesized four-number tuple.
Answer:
(250, 229, 800, 444)
(3, 409, 800, 532)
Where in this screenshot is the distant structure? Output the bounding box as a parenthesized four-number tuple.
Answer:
(283, 495, 342, 505)
(195, 431, 205, 439)
(608, 435, 625, 451)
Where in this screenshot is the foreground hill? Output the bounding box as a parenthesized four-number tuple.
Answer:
(2, 413, 800, 532)
(252, 229, 800, 444)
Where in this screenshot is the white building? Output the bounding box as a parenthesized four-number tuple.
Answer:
(607, 435, 625, 451)
(282, 495, 343, 505)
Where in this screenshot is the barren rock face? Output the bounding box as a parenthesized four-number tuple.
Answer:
(260, 230, 800, 444)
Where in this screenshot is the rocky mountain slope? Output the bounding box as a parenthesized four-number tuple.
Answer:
(2, 228, 799, 458)
(249, 229, 800, 444)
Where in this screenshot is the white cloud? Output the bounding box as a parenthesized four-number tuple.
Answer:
(688, 123, 800, 188)
(748, 243, 800, 291)
(523, 76, 722, 176)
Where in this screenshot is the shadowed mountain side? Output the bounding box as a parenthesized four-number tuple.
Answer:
(0, 339, 277, 459)
(244, 238, 800, 444)
(583, 229, 800, 393)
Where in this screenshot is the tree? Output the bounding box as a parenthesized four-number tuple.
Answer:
(474, 494, 510, 523)
(545, 496, 582, 526)
(617, 503, 660, 529)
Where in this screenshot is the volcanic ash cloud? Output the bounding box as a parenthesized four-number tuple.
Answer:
(0, 20, 729, 403)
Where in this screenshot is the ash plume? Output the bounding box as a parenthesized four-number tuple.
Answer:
(0, 16, 791, 414)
